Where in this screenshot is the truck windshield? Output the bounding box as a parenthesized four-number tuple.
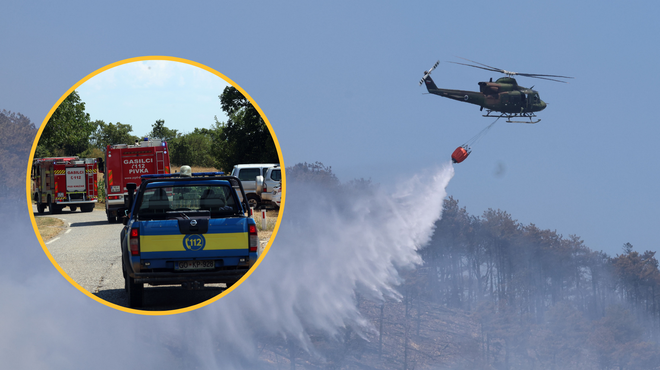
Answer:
(137, 184, 238, 219)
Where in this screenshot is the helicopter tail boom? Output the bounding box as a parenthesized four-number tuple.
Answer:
(419, 61, 440, 89)
(421, 74, 439, 90)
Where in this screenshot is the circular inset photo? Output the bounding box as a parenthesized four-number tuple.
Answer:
(27, 56, 284, 314)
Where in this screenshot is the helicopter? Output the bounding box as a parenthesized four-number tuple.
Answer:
(419, 58, 573, 123)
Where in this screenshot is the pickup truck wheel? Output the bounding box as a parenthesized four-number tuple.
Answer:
(247, 195, 260, 209)
(127, 275, 143, 308)
(123, 256, 143, 307)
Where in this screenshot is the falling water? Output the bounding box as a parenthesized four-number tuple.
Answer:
(186, 163, 455, 368)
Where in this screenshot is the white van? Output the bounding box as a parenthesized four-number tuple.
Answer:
(261, 166, 282, 207)
(230, 163, 278, 208)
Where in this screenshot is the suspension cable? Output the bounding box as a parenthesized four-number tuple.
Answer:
(464, 117, 500, 148)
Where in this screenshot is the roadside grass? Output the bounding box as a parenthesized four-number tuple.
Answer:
(253, 209, 280, 242)
(171, 165, 221, 174)
(35, 217, 66, 241)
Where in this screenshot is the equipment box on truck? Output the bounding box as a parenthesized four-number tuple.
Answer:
(105, 138, 171, 223)
(32, 157, 100, 214)
(120, 167, 258, 308)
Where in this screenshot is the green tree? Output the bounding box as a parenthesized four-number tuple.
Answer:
(214, 86, 278, 172)
(0, 110, 36, 199)
(79, 147, 104, 160)
(38, 91, 97, 156)
(91, 120, 139, 149)
(286, 162, 339, 187)
(147, 119, 179, 142)
(168, 130, 216, 167)
(612, 243, 660, 320)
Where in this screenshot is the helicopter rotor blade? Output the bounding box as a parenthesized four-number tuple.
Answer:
(515, 72, 574, 83)
(517, 72, 574, 78)
(453, 57, 504, 72)
(419, 60, 440, 86)
(449, 61, 502, 74)
(450, 57, 574, 82)
(520, 75, 572, 83)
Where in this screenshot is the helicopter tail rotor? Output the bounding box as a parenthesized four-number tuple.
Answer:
(419, 60, 440, 86)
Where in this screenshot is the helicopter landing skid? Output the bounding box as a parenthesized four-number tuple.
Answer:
(482, 111, 540, 124)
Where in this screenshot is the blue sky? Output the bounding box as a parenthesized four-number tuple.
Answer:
(76, 59, 231, 137)
(2, 2, 659, 265)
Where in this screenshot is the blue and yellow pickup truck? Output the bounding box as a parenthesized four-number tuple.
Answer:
(120, 168, 258, 308)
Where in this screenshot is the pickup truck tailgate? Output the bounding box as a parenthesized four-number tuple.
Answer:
(139, 218, 249, 260)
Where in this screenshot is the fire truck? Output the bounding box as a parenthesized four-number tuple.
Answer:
(105, 138, 171, 223)
(32, 157, 100, 214)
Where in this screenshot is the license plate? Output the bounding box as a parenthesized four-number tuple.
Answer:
(176, 260, 215, 271)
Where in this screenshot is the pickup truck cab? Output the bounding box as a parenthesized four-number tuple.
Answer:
(120, 168, 258, 309)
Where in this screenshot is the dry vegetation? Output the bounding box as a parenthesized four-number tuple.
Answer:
(35, 217, 66, 241)
(254, 209, 281, 242)
(255, 296, 479, 370)
(170, 165, 221, 174)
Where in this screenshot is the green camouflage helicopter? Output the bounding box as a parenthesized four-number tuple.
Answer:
(420, 58, 572, 123)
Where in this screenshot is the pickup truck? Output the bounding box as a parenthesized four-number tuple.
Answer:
(120, 168, 258, 309)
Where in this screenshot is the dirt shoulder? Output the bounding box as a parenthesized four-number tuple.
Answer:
(35, 217, 67, 241)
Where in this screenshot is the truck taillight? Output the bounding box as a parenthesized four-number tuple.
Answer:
(130, 227, 140, 256)
(249, 224, 258, 252)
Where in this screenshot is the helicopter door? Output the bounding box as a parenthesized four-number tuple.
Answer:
(521, 93, 528, 112)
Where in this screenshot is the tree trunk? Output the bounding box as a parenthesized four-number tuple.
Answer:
(379, 302, 385, 358)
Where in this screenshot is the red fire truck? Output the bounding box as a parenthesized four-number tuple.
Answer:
(32, 157, 100, 214)
(104, 138, 171, 223)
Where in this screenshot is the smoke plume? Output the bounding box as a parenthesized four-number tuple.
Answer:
(190, 163, 454, 367)
(0, 163, 454, 369)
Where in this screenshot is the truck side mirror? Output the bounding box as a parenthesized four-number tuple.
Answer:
(121, 208, 129, 225)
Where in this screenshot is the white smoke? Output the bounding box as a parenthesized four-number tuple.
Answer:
(0, 163, 454, 369)
(188, 163, 455, 367)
